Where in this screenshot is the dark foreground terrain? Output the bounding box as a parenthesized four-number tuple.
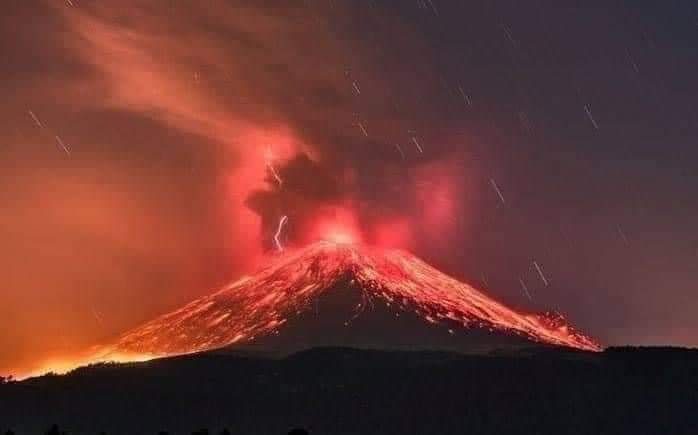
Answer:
(1, 346, 697, 435)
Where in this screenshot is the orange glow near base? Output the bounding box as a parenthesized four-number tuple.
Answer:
(10, 347, 161, 381)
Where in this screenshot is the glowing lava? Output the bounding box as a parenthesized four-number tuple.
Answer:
(320, 226, 358, 245)
(12, 241, 599, 378)
(108, 241, 600, 360)
(305, 207, 363, 246)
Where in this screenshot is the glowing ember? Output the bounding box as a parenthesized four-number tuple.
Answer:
(321, 227, 358, 245)
(305, 207, 363, 246)
(109, 241, 600, 359)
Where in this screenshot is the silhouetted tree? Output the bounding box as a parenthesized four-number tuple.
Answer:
(288, 428, 309, 435)
(220, 429, 231, 435)
(159, 431, 169, 435)
(5, 430, 15, 435)
(45, 424, 61, 435)
(192, 429, 209, 435)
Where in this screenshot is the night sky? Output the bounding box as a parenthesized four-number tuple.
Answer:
(2, 0, 698, 375)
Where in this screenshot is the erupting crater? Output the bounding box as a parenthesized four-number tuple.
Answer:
(111, 241, 600, 359)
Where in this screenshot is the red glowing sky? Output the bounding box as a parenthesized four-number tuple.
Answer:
(1, 1, 468, 375)
(3, 1, 698, 375)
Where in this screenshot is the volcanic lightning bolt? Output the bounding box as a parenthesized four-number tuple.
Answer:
(274, 215, 289, 252)
(264, 146, 283, 187)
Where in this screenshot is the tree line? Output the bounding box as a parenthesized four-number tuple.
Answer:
(3, 427, 309, 435)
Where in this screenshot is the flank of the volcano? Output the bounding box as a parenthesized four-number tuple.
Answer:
(110, 241, 601, 359)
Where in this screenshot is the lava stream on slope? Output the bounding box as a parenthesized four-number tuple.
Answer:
(111, 241, 601, 358)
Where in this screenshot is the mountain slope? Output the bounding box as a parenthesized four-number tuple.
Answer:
(110, 241, 600, 360)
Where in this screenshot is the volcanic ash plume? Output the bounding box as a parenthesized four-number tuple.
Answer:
(111, 241, 600, 358)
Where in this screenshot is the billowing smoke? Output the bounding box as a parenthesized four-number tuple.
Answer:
(246, 153, 347, 250)
(246, 151, 470, 252)
(0, 0, 477, 375)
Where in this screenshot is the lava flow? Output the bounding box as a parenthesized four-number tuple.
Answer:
(110, 241, 601, 359)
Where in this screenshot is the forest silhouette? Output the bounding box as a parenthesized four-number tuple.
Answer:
(2, 347, 698, 435)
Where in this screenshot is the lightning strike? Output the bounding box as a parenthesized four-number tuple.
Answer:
(264, 146, 283, 187)
(267, 163, 283, 186)
(274, 215, 289, 252)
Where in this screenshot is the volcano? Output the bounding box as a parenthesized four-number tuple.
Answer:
(110, 241, 600, 361)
